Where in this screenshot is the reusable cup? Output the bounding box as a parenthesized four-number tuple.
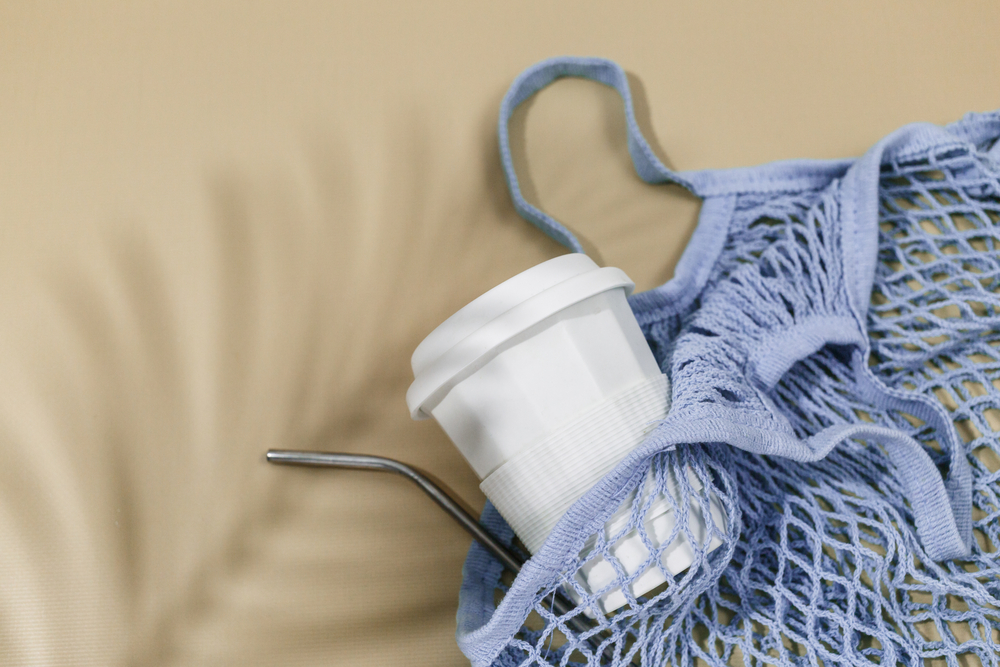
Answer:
(407, 254, 722, 613)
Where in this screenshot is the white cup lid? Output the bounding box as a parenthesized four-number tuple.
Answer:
(407, 254, 634, 419)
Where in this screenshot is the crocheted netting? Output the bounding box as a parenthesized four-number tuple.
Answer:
(459, 129, 1000, 666)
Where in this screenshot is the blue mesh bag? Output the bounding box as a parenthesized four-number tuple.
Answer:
(456, 57, 1000, 667)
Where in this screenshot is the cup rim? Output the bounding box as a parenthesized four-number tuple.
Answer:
(407, 261, 634, 419)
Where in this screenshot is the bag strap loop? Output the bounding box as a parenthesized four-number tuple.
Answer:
(498, 56, 705, 253)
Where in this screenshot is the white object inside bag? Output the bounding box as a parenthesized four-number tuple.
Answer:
(407, 254, 723, 612)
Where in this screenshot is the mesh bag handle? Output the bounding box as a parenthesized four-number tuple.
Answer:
(498, 56, 711, 253)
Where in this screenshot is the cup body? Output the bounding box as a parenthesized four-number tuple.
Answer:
(407, 254, 723, 613)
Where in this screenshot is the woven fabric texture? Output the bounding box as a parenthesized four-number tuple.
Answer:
(456, 58, 1000, 667)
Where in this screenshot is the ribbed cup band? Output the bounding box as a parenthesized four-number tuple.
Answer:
(481, 373, 670, 554)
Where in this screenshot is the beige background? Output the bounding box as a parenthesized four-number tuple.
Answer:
(0, 2, 998, 665)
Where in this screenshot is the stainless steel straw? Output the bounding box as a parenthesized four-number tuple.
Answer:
(266, 450, 524, 573)
(265, 449, 618, 663)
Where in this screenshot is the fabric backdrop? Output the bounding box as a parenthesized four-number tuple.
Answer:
(1, 2, 998, 665)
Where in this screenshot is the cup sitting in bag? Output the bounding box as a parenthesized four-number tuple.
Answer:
(407, 254, 724, 613)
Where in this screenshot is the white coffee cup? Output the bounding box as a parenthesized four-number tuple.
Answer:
(407, 254, 722, 613)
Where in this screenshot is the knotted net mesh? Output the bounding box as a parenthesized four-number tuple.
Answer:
(472, 138, 1000, 667)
